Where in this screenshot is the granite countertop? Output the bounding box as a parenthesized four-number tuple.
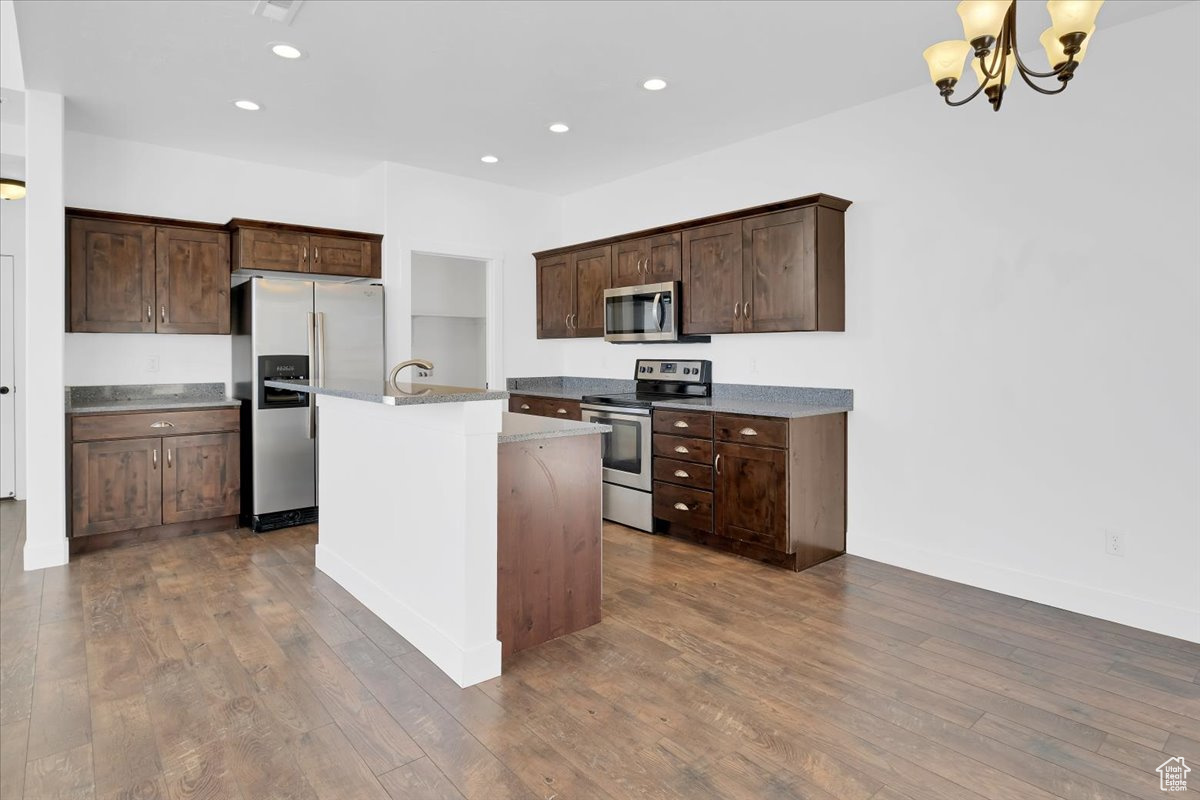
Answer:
(498, 412, 610, 443)
(267, 379, 508, 406)
(507, 376, 853, 419)
(66, 383, 240, 415)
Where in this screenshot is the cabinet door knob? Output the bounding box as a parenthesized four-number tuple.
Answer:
(672, 420, 689, 428)
(673, 469, 690, 478)
(520, 404, 531, 410)
(150, 421, 175, 428)
(674, 445, 689, 453)
(739, 427, 758, 436)
(673, 502, 690, 511)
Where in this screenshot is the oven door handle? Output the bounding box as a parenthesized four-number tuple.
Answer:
(652, 292, 663, 332)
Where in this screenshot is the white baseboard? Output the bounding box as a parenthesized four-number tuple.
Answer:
(23, 537, 68, 571)
(848, 535, 1200, 644)
(315, 543, 501, 687)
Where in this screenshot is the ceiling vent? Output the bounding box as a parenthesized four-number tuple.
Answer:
(251, 0, 304, 25)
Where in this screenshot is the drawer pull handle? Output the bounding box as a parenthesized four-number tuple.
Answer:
(674, 445, 689, 454)
(673, 420, 689, 428)
(166, 448, 172, 468)
(557, 408, 568, 415)
(673, 502, 691, 511)
(520, 404, 531, 410)
(151, 421, 175, 429)
(739, 427, 758, 436)
(152, 449, 158, 469)
(715, 454, 722, 474)
(673, 469, 690, 478)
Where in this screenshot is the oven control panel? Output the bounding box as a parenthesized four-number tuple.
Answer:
(634, 359, 712, 383)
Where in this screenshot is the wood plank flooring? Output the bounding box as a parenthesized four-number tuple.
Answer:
(2, 498, 1198, 799)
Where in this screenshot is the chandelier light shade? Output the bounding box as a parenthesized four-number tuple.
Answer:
(0, 178, 25, 201)
(923, 0, 1104, 111)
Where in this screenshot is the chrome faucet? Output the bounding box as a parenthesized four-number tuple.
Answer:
(388, 358, 434, 390)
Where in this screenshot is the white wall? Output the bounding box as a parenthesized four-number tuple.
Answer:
(412, 253, 486, 318)
(62, 131, 384, 388)
(23, 90, 65, 568)
(557, 5, 1200, 642)
(378, 162, 561, 382)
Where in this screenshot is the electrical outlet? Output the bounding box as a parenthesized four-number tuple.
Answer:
(1105, 531, 1123, 557)
(146, 355, 159, 373)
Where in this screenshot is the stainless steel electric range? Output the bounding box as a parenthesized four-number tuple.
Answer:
(580, 359, 712, 531)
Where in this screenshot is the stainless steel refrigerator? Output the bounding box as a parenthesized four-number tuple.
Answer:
(232, 278, 384, 531)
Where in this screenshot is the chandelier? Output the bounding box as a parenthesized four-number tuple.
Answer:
(922, 1, 1104, 111)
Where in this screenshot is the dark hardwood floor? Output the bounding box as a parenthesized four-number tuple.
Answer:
(2, 499, 1198, 799)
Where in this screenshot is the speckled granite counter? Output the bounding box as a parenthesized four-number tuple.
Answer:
(266, 379, 508, 406)
(504, 376, 635, 400)
(498, 412, 610, 443)
(507, 376, 852, 418)
(66, 383, 240, 415)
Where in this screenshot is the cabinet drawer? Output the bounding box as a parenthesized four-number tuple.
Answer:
(652, 434, 713, 464)
(652, 457, 712, 491)
(653, 409, 713, 437)
(72, 408, 240, 442)
(508, 395, 581, 421)
(653, 482, 713, 532)
(509, 395, 542, 415)
(715, 414, 788, 448)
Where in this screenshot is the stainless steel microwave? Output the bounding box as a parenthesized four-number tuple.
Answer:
(604, 281, 680, 343)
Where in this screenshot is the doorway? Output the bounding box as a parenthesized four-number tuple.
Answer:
(410, 253, 489, 389)
(0, 255, 15, 498)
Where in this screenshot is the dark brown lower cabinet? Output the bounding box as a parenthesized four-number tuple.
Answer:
(68, 408, 241, 552)
(162, 433, 240, 524)
(714, 442, 787, 550)
(652, 409, 846, 571)
(71, 437, 163, 536)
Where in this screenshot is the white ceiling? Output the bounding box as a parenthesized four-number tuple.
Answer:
(11, 0, 1184, 195)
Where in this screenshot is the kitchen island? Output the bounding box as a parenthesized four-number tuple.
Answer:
(266, 379, 606, 687)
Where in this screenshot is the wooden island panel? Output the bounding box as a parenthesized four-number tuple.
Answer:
(497, 432, 603, 659)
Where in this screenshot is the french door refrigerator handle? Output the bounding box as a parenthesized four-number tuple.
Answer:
(316, 312, 327, 388)
(306, 311, 317, 439)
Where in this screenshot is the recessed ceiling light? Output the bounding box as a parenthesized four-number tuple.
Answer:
(548, 123, 570, 133)
(642, 78, 667, 91)
(233, 99, 261, 111)
(480, 155, 499, 164)
(270, 43, 305, 60)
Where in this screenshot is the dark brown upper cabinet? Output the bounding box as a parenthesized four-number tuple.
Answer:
(68, 217, 158, 333)
(611, 232, 681, 288)
(156, 227, 231, 334)
(535, 246, 610, 338)
(536, 253, 573, 339)
(534, 193, 849, 339)
(681, 220, 743, 335)
(228, 219, 382, 279)
(572, 246, 611, 337)
(741, 206, 846, 332)
(68, 211, 230, 335)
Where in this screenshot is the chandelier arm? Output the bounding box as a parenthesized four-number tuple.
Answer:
(1015, 64, 1072, 95)
(1011, 42, 1075, 79)
(944, 79, 990, 107)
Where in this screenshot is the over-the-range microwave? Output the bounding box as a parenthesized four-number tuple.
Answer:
(604, 281, 682, 343)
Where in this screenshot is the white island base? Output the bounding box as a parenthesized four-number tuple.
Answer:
(313, 392, 504, 687)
